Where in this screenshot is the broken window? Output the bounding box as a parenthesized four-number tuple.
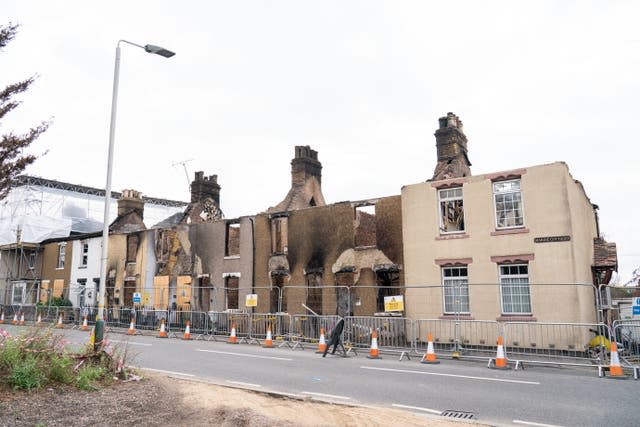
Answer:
(499, 264, 531, 314)
(225, 275, 239, 309)
(493, 179, 524, 229)
(355, 204, 377, 247)
(375, 268, 400, 312)
(438, 187, 465, 233)
(271, 216, 288, 254)
(225, 222, 240, 257)
(126, 234, 139, 263)
(57, 243, 66, 269)
(305, 271, 323, 315)
(442, 266, 469, 314)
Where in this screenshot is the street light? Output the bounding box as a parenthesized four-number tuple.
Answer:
(95, 39, 175, 349)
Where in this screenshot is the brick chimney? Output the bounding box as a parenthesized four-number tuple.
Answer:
(431, 112, 472, 181)
(291, 145, 322, 186)
(117, 189, 144, 219)
(190, 171, 220, 205)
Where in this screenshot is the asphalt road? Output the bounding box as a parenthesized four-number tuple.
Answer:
(3, 324, 637, 427)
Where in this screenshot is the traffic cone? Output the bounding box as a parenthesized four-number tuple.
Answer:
(491, 336, 509, 369)
(127, 318, 136, 335)
(421, 333, 440, 364)
(182, 321, 191, 340)
(608, 341, 627, 379)
(316, 327, 327, 354)
(228, 322, 238, 344)
(12, 312, 18, 325)
(55, 313, 64, 329)
(158, 318, 167, 338)
(81, 316, 89, 331)
(367, 329, 381, 359)
(19, 312, 25, 326)
(263, 325, 273, 348)
(0, 310, 5, 324)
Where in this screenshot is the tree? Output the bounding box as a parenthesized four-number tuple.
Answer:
(0, 23, 49, 200)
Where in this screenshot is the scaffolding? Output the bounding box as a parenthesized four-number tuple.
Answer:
(0, 227, 41, 306)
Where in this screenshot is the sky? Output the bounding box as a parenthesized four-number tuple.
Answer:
(2, 1, 639, 282)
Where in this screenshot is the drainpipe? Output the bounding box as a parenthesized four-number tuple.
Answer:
(249, 217, 256, 314)
(592, 204, 601, 238)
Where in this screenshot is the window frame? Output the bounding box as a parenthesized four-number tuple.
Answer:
(57, 243, 66, 269)
(80, 241, 89, 267)
(438, 187, 465, 234)
(11, 281, 27, 305)
(498, 263, 532, 315)
(441, 266, 470, 314)
(492, 179, 525, 230)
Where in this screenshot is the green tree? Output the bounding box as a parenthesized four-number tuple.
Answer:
(0, 23, 49, 200)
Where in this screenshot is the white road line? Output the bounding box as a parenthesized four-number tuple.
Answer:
(227, 380, 263, 388)
(301, 391, 351, 400)
(361, 366, 540, 385)
(109, 339, 152, 346)
(134, 367, 195, 377)
(513, 420, 565, 427)
(196, 349, 293, 361)
(392, 403, 441, 415)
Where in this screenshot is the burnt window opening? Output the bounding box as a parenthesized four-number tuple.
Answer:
(198, 276, 212, 312)
(126, 234, 139, 263)
(309, 197, 317, 207)
(438, 187, 465, 233)
(375, 269, 400, 313)
(335, 270, 355, 317)
(123, 279, 136, 306)
(271, 217, 288, 254)
(225, 275, 239, 310)
(225, 222, 240, 257)
(270, 275, 286, 313)
(355, 204, 377, 247)
(305, 271, 323, 315)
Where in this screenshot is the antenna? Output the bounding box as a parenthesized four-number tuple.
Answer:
(172, 159, 194, 192)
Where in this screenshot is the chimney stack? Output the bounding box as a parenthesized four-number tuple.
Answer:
(190, 171, 221, 206)
(117, 189, 144, 219)
(291, 145, 322, 186)
(432, 112, 472, 181)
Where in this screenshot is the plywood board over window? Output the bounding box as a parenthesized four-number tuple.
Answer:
(177, 275, 192, 307)
(53, 279, 64, 298)
(39, 280, 50, 303)
(153, 275, 169, 309)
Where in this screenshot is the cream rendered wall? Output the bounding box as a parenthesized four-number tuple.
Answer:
(402, 162, 598, 323)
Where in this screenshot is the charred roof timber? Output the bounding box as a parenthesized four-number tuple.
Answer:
(432, 112, 472, 181)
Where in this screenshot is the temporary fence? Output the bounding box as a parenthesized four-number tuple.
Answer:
(612, 320, 640, 379)
(414, 319, 501, 357)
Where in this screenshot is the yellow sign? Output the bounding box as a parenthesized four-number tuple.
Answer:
(384, 295, 404, 312)
(245, 294, 258, 307)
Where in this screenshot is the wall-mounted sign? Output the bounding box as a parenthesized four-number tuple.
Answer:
(245, 294, 258, 307)
(384, 295, 404, 312)
(534, 235, 571, 243)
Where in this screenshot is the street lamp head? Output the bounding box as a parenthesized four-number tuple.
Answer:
(144, 44, 176, 58)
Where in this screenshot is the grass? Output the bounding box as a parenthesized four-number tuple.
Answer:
(0, 327, 130, 391)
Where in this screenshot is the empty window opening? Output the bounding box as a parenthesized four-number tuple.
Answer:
(198, 276, 211, 312)
(309, 197, 317, 207)
(355, 204, 377, 247)
(493, 179, 524, 229)
(271, 217, 288, 254)
(439, 187, 465, 233)
(499, 264, 531, 314)
(225, 222, 240, 257)
(375, 269, 400, 312)
(126, 234, 139, 263)
(225, 276, 239, 310)
(442, 266, 470, 314)
(270, 275, 286, 313)
(305, 271, 323, 315)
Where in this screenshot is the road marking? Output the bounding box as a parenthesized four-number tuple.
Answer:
(360, 366, 540, 385)
(227, 380, 262, 388)
(301, 391, 351, 400)
(109, 339, 152, 346)
(196, 349, 293, 361)
(134, 367, 195, 377)
(392, 403, 441, 415)
(513, 420, 565, 427)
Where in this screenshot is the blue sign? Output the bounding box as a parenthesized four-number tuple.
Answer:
(133, 292, 142, 304)
(633, 306, 640, 315)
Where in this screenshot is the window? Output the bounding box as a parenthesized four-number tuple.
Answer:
(57, 243, 66, 269)
(271, 216, 288, 254)
(493, 179, 524, 229)
(28, 252, 36, 269)
(305, 271, 323, 314)
(126, 234, 139, 263)
(225, 223, 240, 257)
(499, 264, 531, 314)
(438, 188, 465, 233)
(442, 267, 469, 313)
(80, 241, 89, 267)
(355, 205, 377, 247)
(225, 276, 239, 309)
(11, 282, 26, 305)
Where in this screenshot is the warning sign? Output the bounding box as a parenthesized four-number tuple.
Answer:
(245, 294, 258, 307)
(384, 295, 404, 312)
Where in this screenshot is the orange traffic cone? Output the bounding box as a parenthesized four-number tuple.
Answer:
(316, 327, 327, 354)
(81, 316, 89, 331)
(490, 336, 509, 369)
(127, 318, 136, 335)
(182, 321, 192, 340)
(55, 313, 64, 329)
(158, 318, 168, 338)
(0, 310, 5, 324)
(19, 312, 25, 326)
(263, 325, 273, 348)
(367, 329, 381, 359)
(608, 341, 626, 378)
(228, 322, 238, 344)
(12, 312, 18, 325)
(421, 333, 440, 364)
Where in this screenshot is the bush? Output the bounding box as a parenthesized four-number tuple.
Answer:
(6, 355, 46, 390)
(76, 366, 104, 391)
(49, 354, 73, 384)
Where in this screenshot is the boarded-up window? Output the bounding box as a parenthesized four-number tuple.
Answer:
(225, 276, 239, 309)
(225, 223, 240, 257)
(153, 275, 170, 309)
(177, 275, 192, 308)
(39, 280, 50, 304)
(53, 279, 64, 298)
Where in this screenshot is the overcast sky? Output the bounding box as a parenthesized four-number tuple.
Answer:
(2, 1, 639, 282)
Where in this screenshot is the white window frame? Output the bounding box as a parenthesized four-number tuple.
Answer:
(80, 241, 89, 267)
(499, 264, 532, 315)
(438, 187, 465, 234)
(441, 266, 470, 314)
(11, 281, 27, 305)
(57, 243, 66, 269)
(493, 179, 525, 229)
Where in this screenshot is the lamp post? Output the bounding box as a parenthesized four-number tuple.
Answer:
(94, 40, 175, 350)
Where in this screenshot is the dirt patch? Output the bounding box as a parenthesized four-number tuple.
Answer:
(0, 373, 485, 427)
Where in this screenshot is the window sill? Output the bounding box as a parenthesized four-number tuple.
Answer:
(78, 266, 87, 269)
(224, 255, 240, 260)
(438, 314, 474, 320)
(55, 267, 64, 270)
(436, 233, 469, 241)
(491, 227, 529, 236)
(496, 315, 537, 322)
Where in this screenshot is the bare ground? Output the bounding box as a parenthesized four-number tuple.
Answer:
(0, 373, 486, 427)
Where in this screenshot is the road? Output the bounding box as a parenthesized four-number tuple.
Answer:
(3, 324, 637, 427)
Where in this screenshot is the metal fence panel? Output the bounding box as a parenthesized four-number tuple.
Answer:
(344, 316, 412, 350)
(415, 319, 500, 356)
